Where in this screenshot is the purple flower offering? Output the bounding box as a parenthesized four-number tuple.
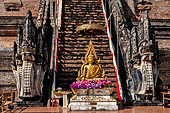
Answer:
(70, 79, 112, 89)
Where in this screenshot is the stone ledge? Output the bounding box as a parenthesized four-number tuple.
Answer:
(0, 16, 36, 25)
(69, 96, 118, 111)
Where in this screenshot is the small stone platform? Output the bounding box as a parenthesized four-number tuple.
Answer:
(69, 96, 118, 111)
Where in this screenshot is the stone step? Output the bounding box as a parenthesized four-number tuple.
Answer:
(57, 0, 117, 97)
(57, 72, 115, 77)
(58, 39, 109, 43)
(58, 48, 111, 53)
(57, 56, 113, 61)
(57, 59, 113, 62)
(14, 100, 44, 107)
(58, 45, 110, 49)
(64, 3, 102, 6)
(57, 71, 116, 76)
(57, 64, 114, 69)
(56, 66, 115, 71)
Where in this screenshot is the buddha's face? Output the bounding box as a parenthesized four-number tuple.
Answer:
(88, 56, 95, 64)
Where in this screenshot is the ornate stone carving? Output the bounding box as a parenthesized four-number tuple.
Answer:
(109, 0, 158, 102)
(127, 4, 156, 100)
(11, 11, 47, 99)
(4, 0, 22, 11)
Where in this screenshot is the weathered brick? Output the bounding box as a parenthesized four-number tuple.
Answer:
(0, 0, 40, 17)
(124, 0, 170, 19)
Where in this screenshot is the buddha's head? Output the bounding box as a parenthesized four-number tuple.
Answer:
(88, 54, 95, 64)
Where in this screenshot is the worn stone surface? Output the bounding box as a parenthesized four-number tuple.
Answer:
(0, 48, 16, 92)
(0, 0, 40, 17)
(157, 46, 170, 83)
(152, 25, 170, 84)
(69, 96, 118, 111)
(124, 0, 170, 19)
(4, 106, 170, 113)
(0, 36, 16, 48)
(0, 0, 39, 48)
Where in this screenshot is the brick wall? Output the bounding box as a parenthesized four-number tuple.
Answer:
(0, 0, 40, 17)
(0, 17, 36, 48)
(0, 48, 16, 93)
(154, 26, 170, 83)
(124, 0, 170, 19)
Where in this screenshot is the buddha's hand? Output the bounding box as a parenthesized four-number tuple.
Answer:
(86, 73, 89, 78)
(76, 78, 80, 80)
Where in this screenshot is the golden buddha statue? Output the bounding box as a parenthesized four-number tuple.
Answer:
(77, 40, 106, 80)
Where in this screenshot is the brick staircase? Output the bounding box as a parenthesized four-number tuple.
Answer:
(57, 0, 117, 96)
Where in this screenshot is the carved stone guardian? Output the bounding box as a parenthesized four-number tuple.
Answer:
(11, 11, 47, 99)
(109, 0, 158, 103)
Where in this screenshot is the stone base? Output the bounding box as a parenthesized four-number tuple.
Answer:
(14, 99, 44, 107)
(69, 96, 118, 111)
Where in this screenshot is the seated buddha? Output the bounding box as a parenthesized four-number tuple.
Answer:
(77, 40, 106, 80)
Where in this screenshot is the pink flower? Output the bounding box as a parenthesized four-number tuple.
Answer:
(70, 79, 112, 89)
